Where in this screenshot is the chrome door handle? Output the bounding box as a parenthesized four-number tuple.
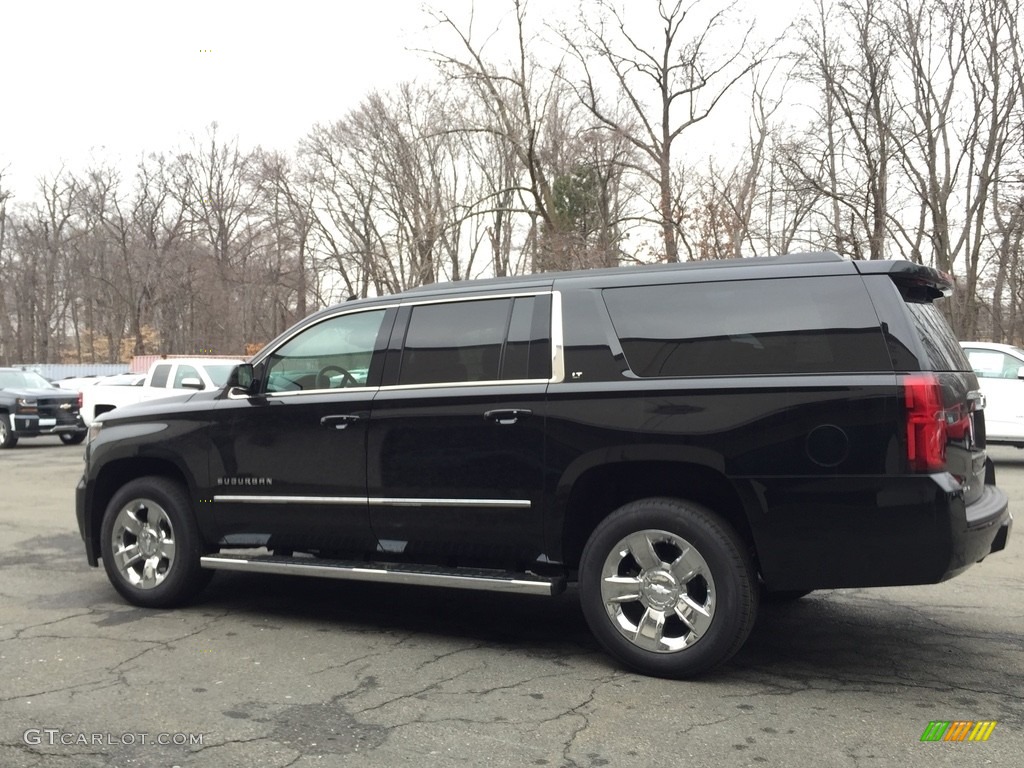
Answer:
(484, 409, 532, 425)
(320, 414, 361, 430)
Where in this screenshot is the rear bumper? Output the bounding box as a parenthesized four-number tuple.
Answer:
(947, 482, 1011, 576)
(751, 473, 1011, 591)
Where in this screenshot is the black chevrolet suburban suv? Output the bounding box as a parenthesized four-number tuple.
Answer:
(76, 254, 1012, 678)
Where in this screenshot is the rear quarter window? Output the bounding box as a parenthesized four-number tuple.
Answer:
(603, 276, 891, 377)
(903, 302, 971, 372)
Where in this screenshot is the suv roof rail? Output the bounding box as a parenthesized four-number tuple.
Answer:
(771, 251, 844, 263)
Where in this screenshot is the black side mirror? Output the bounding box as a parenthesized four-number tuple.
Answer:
(226, 363, 255, 395)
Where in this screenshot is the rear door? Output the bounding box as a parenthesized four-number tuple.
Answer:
(367, 293, 556, 567)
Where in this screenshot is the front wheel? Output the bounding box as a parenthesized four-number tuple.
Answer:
(0, 414, 18, 448)
(59, 432, 86, 445)
(99, 476, 211, 608)
(579, 497, 758, 679)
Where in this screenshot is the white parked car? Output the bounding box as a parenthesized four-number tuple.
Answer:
(82, 358, 243, 426)
(53, 375, 106, 391)
(960, 341, 1024, 447)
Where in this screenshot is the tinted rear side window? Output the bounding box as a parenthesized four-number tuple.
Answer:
(904, 302, 970, 372)
(501, 295, 552, 380)
(603, 276, 891, 377)
(399, 299, 510, 385)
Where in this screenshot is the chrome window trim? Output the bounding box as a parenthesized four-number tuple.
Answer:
(234, 384, 379, 399)
(549, 291, 565, 384)
(244, 290, 564, 397)
(396, 290, 551, 308)
(214, 495, 532, 509)
(378, 378, 552, 392)
(389, 289, 563, 388)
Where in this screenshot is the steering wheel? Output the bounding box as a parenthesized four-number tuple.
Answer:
(316, 365, 358, 389)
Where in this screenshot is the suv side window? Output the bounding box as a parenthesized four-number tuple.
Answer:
(603, 276, 891, 377)
(399, 299, 509, 385)
(502, 295, 552, 380)
(396, 295, 552, 386)
(264, 309, 387, 392)
(904, 301, 971, 372)
(150, 364, 171, 388)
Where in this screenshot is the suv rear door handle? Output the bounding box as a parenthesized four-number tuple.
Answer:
(320, 414, 361, 430)
(484, 409, 532, 425)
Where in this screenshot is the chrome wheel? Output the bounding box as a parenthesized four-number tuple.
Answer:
(579, 498, 757, 678)
(109, 497, 177, 590)
(0, 414, 16, 448)
(600, 529, 716, 652)
(100, 476, 212, 607)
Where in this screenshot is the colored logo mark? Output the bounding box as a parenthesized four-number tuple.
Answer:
(920, 721, 997, 742)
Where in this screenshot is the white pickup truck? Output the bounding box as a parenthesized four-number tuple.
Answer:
(82, 358, 244, 426)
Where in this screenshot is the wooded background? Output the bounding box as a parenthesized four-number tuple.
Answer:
(1, 0, 1021, 364)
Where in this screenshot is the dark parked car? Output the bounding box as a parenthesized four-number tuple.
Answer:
(75, 253, 1012, 678)
(0, 368, 87, 447)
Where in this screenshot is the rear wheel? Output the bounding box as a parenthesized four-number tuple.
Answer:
(100, 477, 212, 608)
(59, 432, 86, 445)
(0, 414, 18, 448)
(579, 497, 758, 678)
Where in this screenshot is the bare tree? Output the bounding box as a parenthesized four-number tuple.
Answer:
(888, 0, 1022, 336)
(791, 0, 899, 261)
(680, 71, 782, 259)
(172, 124, 264, 350)
(428, 0, 591, 271)
(11, 170, 81, 362)
(254, 149, 316, 324)
(0, 170, 20, 365)
(563, 0, 772, 261)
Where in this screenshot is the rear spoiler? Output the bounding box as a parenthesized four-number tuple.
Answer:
(853, 260, 954, 299)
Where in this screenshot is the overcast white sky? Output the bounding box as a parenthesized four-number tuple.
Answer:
(0, 0, 807, 201)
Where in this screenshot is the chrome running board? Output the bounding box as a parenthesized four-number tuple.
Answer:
(200, 553, 565, 596)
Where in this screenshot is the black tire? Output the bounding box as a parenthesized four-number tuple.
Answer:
(579, 497, 758, 679)
(0, 414, 18, 448)
(59, 432, 86, 445)
(99, 476, 212, 608)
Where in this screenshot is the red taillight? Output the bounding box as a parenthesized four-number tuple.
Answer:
(903, 375, 946, 472)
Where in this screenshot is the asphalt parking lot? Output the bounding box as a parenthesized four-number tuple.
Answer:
(0, 439, 1020, 768)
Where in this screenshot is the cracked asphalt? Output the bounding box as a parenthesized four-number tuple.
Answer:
(0, 439, 1020, 768)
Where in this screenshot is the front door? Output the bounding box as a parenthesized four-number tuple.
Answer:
(209, 307, 392, 554)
